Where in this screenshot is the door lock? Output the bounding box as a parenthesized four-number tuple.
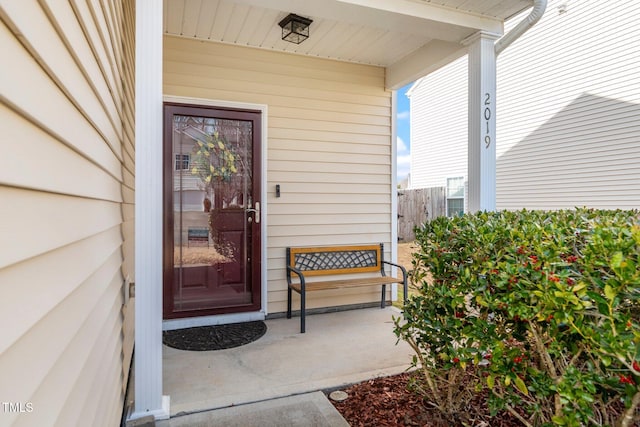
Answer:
(246, 201, 260, 224)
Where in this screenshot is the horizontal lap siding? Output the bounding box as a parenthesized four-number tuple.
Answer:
(496, 0, 640, 210)
(409, 0, 640, 211)
(120, 0, 136, 398)
(0, 1, 134, 426)
(164, 37, 392, 313)
(408, 55, 468, 190)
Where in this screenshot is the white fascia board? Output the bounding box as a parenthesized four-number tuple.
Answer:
(336, 0, 503, 33)
(386, 40, 466, 90)
(405, 77, 424, 98)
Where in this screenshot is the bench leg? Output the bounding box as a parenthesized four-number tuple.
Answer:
(287, 286, 292, 319)
(380, 285, 386, 308)
(403, 280, 408, 307)
(300, 289, 306, 333)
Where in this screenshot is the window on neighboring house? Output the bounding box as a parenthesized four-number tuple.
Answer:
(447, 177, 465, 217)
(175, 154, 190, 171)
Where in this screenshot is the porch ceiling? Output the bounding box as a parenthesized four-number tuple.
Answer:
(163, 0, 532, 88)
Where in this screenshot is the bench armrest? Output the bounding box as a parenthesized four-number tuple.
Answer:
(286, 265, 306, 292)
(382, 260, 408, 306)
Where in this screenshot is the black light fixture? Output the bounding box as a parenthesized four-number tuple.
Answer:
(278, 13, 313, 44)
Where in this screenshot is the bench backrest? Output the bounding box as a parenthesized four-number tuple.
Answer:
(188, 228, 209, 238)
(287, 244, 384, 277)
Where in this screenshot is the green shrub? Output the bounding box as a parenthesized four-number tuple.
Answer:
(394, 208, 640, 427)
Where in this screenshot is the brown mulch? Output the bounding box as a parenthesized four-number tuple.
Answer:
(328, 372, 525, 427)
(329, 373, 434, 426)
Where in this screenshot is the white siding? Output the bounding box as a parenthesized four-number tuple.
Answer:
(0, 1, 135, 425)
(496, 0, 640, 209)
(408, 55, 468, 190)
(410, 0, 640, 211)
(164, 37, 394, 313)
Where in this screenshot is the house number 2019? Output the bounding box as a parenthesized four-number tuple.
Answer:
(484, 93, 492, 149)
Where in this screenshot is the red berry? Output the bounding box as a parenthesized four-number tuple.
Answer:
(633, 361, 640, 372)
(453, 357, 460, 363)
(620, 375, 635, 385)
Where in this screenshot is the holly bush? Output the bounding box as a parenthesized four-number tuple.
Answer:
(394, 208, 640, 427)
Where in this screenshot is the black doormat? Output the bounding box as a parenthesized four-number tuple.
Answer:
(162, 321, 267, 351)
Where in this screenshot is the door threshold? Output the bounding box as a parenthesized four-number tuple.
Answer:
(162, 311, 265, 331)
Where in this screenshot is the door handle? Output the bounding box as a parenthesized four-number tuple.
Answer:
(246, 202, 260, 224)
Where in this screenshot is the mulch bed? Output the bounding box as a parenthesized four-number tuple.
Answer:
(329, 372, 529, 427)
(329, 371, 640, 426)
(329, 372, 433, 426)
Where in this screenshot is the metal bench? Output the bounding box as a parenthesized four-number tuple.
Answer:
(187, 227, 209, 247)
(286, 243, 408, 333)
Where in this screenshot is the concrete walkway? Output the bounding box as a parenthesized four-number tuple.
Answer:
(156, 392, 349, 426)
(157, 306, 413, 426)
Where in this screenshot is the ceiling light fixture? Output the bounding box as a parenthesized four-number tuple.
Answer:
(278, 13, 313, 44)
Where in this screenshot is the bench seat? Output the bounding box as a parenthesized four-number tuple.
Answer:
(286, 243, 407, 333)
(289, 276, 405, 293)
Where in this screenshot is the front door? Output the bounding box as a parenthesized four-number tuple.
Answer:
(163, 104, 261, 319)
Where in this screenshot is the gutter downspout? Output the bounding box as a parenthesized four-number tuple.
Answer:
(495, 0, 547, 56)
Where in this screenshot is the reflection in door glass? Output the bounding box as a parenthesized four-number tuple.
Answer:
(172, 115, 253, 312)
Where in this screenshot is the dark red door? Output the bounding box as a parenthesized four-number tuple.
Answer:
(163, 104, 261, 319)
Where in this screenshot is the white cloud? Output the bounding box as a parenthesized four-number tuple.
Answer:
(397, 154, 411, 182)
(397, 110, 410, 120)
(397, 136, 408, 154)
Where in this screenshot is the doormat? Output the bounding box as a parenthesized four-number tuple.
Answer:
(162, 321, 267, 351)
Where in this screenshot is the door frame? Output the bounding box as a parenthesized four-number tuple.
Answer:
(162, 95, 268, 331)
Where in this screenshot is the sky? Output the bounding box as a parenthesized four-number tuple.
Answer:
(396, 82, 413, 183)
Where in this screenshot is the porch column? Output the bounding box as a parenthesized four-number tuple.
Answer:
(464, 31, 500, 212)
(132, 0, 169, 421)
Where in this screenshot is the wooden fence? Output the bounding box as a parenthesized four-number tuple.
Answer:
(397, 187, 446, 242)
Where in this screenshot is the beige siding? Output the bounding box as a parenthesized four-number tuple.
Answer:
(120, 0, 136, 396)
(0, 0, 135, 426)
(164, 36, 394, 313)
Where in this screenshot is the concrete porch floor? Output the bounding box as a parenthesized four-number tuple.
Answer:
(162, 306, 414, 419)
